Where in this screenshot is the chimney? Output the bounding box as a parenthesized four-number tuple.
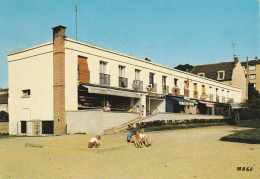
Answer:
(145, 57, 151, 62)
(234, 57, 239, 64)
(52, 25, 66, 135)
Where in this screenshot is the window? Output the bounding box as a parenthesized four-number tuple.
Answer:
(162, 76, 167, 86)
(249, 74, 256, 79)
(174, 78, 178, 86)
(198, 73, 205, 77)
(194, 83, 197, 91)
(202, 85, 205, 94)
(217, 71, 225, 80)
(100, 61, 107, 74)
(22, 89, 30, 98)
(119, 66, 125, 77)
(249, 66, 256, 71)
(135, 69, 141, 80)
(149, 73, 155, 84)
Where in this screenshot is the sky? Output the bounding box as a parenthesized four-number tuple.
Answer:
(0, 0, 259, 88)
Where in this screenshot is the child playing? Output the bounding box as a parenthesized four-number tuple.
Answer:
(88, 135, 101, 148)
(127, 131, 135, 143)
(140, 129, 151, 147)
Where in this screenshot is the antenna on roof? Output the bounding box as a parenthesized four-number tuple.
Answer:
(232, 42, 236, 59)
(75, 0, 78, 40)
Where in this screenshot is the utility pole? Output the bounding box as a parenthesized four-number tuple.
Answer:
(75, 0, 78, 40)
(246, 57, 249, 108)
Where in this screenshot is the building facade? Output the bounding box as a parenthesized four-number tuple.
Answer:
(7, 26, 243, 135)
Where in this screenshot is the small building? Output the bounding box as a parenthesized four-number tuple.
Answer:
(7, 26, 243, 136)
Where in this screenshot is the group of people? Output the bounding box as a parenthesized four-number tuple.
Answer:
(127, 129, 151, 148)
(88, 129, 151, 149)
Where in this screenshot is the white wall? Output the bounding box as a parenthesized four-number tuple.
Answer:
(65, 38, 242, 104)
(7, 42, 54, 135)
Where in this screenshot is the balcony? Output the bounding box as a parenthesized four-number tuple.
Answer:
(227, 97, 234, 103)
(162, 85, 169, 94)
(99, 73, 110, 85)
(119, 77, 128, 88)
(193, 91, 198, 99)
(216, 95, 220, 102)
(184, 89, 189, 97)
(147, 83, 157, 92)
(200, 93, 207, 100)
(132, 80, 143, 91)
(172, 87, 180, 96)
(209, 94, 213, 101)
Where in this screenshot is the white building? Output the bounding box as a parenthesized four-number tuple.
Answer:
(7, 26, 242, 135)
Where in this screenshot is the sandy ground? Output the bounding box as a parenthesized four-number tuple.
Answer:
(0, 126, 259, 179)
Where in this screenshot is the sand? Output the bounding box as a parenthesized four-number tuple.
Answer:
(0, 126, 259, 179)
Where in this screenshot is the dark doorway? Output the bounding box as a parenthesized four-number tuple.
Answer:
(21, 121, 26, 134)
(42, 121, 54, 134)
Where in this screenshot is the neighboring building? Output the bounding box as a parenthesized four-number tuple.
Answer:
(191, 58, 247, 101)
(0, 88, 8, 112)
(240, 58, 260, 92)
(7, 26, 243, 136)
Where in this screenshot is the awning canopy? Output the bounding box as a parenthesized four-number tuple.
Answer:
(198, 101, 215, 108)
(170, 97, 194, 106)
(231, 103, 245, 109)
(81, 85, 141, 98)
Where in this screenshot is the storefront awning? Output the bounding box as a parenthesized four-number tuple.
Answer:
(198, 101, 215, 108)
(170, 97, 194, 106)
(81, 85, 141, 98)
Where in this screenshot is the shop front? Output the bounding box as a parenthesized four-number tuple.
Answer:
(166, 96, 196, 114)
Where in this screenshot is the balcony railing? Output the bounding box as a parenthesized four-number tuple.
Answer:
(162, 85, 169, 94)
(216, 95, 220, 102)
(99, 73, 110, 85)
(147, 83, 157, 92)
(132, 80, 143, 91)
(200, 93, 207, 100)
(184, 89, 189, 97)
(119, 77, 128, 88)
(193, 91, 198, 99)
(227, 97, 234, 103)
(209, 94, 213, 101)
(172, 87, 180, 96)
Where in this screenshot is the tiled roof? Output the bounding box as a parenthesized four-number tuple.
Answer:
(191, 62, 235, 81)
(241, 59, 260, 66)
(0, 94, 8, 104)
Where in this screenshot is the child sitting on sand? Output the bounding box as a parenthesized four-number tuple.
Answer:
(88, 135, 101, 148)
(140, 129, 151, 147)
(134, 131, 143, 148)
(127, 131, 135, 143)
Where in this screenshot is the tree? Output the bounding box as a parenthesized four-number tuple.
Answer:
(174, 64, 194, 72)
(247, 83, 260, 109)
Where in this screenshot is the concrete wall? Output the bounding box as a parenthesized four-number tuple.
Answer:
(66, 110, 139, 134)
(7, 42, 54, 135)
(65, 38, 242, 103)
(140, 112, 227, 123)
(0, 122, 9, 134)
(66, 110, 103, 134)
